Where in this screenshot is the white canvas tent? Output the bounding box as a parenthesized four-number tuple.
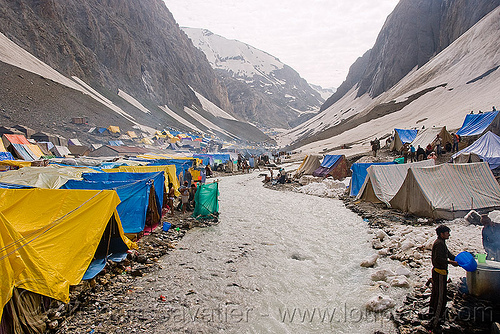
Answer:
(294, 155, 322, 178)
(356, 159, 435, 206)
(389, 162, 500, 219)
(411, 126, 453, 151)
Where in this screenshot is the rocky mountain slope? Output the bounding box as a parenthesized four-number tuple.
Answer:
(0, 0, 270, 144)
(281, 0, 500, 155)
(183, 28, 324, 130)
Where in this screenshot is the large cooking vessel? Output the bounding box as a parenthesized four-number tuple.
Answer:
(466, 260, 500, 300)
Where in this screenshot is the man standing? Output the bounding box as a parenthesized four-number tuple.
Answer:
(430, 225, 458, 328)
(481, 214, 500, 260)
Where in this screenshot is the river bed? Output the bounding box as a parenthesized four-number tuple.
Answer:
(108, 172, 398, 333)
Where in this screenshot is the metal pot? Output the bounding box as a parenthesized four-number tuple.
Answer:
(466, 260, 500, 300)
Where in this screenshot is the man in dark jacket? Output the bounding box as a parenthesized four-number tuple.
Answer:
(481, 214, 500, 260)
(430, 225, 458, 328)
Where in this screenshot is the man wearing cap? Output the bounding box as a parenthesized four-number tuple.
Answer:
(430, 225, 458, 328)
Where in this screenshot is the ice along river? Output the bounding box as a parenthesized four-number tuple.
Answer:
(123, 172, 397, 333)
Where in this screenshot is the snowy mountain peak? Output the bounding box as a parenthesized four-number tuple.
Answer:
(183, 28, 284, 80)
(182, 27, 324, 129)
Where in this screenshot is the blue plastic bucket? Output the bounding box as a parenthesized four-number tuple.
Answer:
(162, 222, 171, 232)
(455, 251, 477, 272)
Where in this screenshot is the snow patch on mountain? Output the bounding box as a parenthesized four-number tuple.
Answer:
(191, 88, 238, 121)
(281, 7, 500, 156)
(183, 106, 237, 139)
(118, 89, 151, 114)
(159, 105, 202, 133)
(183, 28, 284, 80)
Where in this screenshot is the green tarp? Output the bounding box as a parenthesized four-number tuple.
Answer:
(193, 182, 219, 219)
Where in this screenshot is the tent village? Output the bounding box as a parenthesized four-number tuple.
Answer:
(0, 124, 266, 333)
(2, 110, 500, 332)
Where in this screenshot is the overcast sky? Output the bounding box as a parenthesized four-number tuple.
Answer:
(162, 0, 400, 88)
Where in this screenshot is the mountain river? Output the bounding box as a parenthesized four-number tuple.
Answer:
(103, 172, 399, 333)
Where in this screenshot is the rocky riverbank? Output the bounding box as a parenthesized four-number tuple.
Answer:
(44, 211, 218, 333)
(264, 167, 500, 334)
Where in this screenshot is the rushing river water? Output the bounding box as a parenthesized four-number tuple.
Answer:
(121, 172, 398, 333)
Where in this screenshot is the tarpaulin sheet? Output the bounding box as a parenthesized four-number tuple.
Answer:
(320, 155, 342, 168)
(0, 188, 135, 320)
(193, 182, 219, 219)
(295, 155, 322, 177)
(26, 144, 44, 160)
(390, 162, 500, 219)
(0, 182, 33, 189)
(349, 162, 396, 197)
(456, 111, 499, 136)
(193, 154, 231, 165)
(0, 165, 93, 189)
(452, 131, 500, 169)
(411, 126, 453, 149)
(61, 179, 152, 234)
(0, 152, 14, 161)
(10, 143, 34, 161)
(395, 129, 418, 144)
(82, 171, 164, 215)
(105, 165, 180, 197)
(3, 134, 29, 145)
(356, 159, 435, 206)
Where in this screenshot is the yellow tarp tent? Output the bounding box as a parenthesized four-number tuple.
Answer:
(126, 131, 138, 139)
(107, 126, 120, 133)
(0, 165, 94, 188)
(26, 144, 44, 160)
(0, 160, 32, 168)
(0, 140, 6, 152)
(0, 188, 135, 319)
(105, 165, 180, 196)
(140, 138, 153, 145)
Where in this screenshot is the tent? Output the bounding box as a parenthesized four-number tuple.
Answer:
(68, 139, 83, 146)
(452, 131, 500, 169)
(105, 165, 180, 196)
(126, 131, 138, 139)
(82, 171, 164, 218)
(411, 126, 453, 151)
(356, 159, 435, 206)
(107, 126, 121, 133)
(390, 162, 500, 219)
(61, 177, 160, 234)
(193, 181, 219, 219)
(0, 188, 135, 320)
(0, 165, 94, 189)
(294, 155, 322, 178)
(312, 155, 349, 179)
(349, 162, 397, 197)
(456, 111, 499, 137)
(389, 129, 418, 152)
(51, 145, 72, 158)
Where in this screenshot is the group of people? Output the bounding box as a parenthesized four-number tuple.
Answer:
(167, 181, 198, 215)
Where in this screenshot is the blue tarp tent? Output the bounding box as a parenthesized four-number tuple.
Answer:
(0, 152, 14, 161)
(61, 179, 155, 234)
(82, 171, 164, 215)
(350, 162, 397, 196)
(456, 111, 499, 137)
(312, 155, 349, 179)
(390, 129, 418, 152)
(452, 131, 500, 169)
(0, 182, 33, 189)
(193, 154, 231, 165)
